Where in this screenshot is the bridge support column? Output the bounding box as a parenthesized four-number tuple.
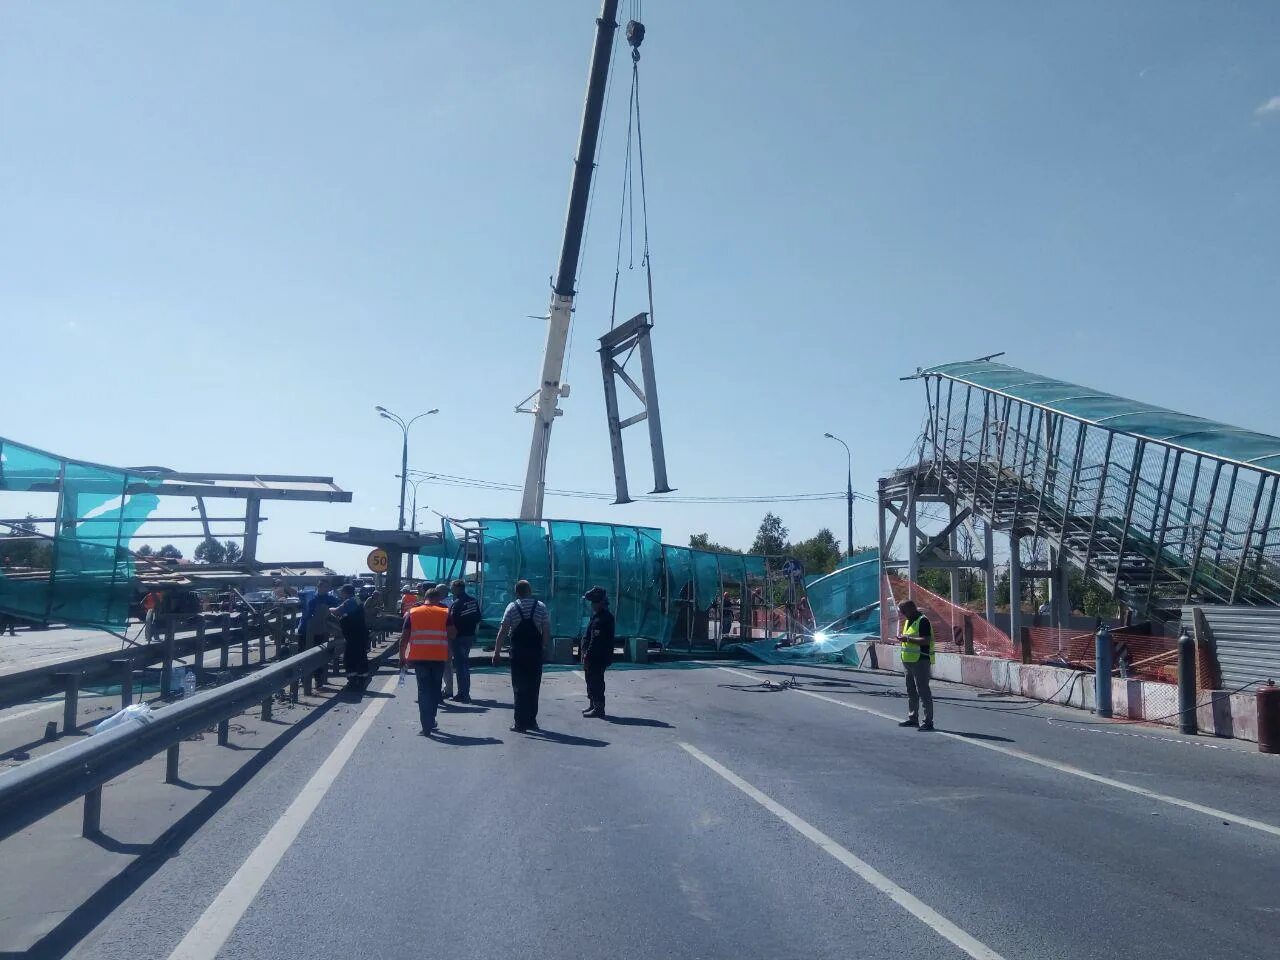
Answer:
(983, 522, 996, 623)
(1009, 531, 1025, 659)
(906, 491, 920, 587)
(949, 501, 961, 608)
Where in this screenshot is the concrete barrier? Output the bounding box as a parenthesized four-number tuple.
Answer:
(933, 652, 962, 683)
(1194, 690, 1259, 742)
(833, 641, 1259, 744)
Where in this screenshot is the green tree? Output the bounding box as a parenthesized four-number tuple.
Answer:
(2, 514, 53, 570)
(750, 512, 789, 557)
(156, 543, 183, 561)
(689, 532, 740, 554)
(194, 537, 226, 564)
(223, 540, 243, 564)
(790, 528, 842, 578)
(135, 544, 154, 558)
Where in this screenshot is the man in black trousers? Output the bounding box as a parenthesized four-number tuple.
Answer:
(581, 586, 615, 719)
(491, 580, 551, 733)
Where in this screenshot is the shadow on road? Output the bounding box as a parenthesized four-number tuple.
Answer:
(940, 729, 1016, 743)
(603, 716, 673, 728)
(525, 729, 608, 748)
(427, 731, 502, 746)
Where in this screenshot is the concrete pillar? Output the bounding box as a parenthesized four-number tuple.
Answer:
(906, 490, 919, 588)
(626, 636, 648, 663)
(948, 501, 961, 607)
(983, 522, 996, 623)
(1009, 531, 1024, 656)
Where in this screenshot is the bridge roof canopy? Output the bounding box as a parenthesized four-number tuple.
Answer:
(923, 360, 1280, 475)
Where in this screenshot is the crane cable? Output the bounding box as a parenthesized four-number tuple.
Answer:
(609, 15, 653, 340)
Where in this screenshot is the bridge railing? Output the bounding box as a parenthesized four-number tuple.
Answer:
(0, 607, 300, 736)
(0, 639, 330, 844)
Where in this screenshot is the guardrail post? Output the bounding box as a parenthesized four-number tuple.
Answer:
(82, 786, 102, 837)
(1177, 627, 1197, 734)
(195, 618, 206, 674)
(161, 618, 176, 698)
(240, 616, 250, 668)
(963, 616, 975, 656)
(217, 719, 230, 746)
(219, 619, 230, 670)
(257, 616, 267, 664)
(56, 672, 80, 734)
(290, 667, 300, 702)
(112, 659, 133, 708)
(261, 693, 273, 721)
(165, 743, 180, 783)
(273, 611, 285, 660)
(1095, 626, 1113, 718)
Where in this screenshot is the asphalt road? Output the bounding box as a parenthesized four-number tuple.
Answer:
(53, 658, 1280, 960)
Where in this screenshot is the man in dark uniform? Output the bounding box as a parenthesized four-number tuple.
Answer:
(446, 579, 481, 703)
(581, 586, 615, 719)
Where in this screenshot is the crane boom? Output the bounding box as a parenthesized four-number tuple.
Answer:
(519, 0, 620, 521)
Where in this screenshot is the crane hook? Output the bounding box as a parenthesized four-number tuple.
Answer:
(626, 19, 644, 61)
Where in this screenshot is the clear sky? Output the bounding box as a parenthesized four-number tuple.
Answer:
(3, 1, 1278, 571)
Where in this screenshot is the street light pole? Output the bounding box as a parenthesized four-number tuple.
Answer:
(824, 432, 854, 559)
(376, 406, 438, 531)
(395, 473, 432, 581)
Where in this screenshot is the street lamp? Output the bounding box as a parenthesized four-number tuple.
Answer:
(395, 474, 432, 531)
(824, 432, 854, 559)
(376, 406, 439, 531)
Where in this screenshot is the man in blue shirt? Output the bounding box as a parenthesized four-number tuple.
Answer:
(446, 578, 482, 703)
(299, 579, 340, 686)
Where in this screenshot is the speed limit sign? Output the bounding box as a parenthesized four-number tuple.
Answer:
(366, 548, 389, 574)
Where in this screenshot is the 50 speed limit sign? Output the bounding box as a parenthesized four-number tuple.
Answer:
(366, 548, 389, 574)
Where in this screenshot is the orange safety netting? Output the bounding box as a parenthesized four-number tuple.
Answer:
(880, 574, 1018, 659)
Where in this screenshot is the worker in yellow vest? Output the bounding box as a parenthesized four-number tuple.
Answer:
(400, 586, 455, 735)
(896, 599, 935, 731)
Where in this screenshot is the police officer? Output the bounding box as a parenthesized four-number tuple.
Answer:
(896, 599, 935, 731)
(581, 586, 615, 719)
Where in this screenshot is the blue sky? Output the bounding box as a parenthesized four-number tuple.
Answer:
(3, 1, 1278, 570)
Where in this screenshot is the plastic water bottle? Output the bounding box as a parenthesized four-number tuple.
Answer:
(170, 664, 186, 696)
(398, 668, 406, 688)
(183, 669, 197, 699)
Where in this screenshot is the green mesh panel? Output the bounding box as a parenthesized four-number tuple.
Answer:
(548, 520, 586, 633)
(803, 550, 880, 631)
(516, 521, 550, 602)
(926, 359, 1280, 473)
(634, 527, 665, 640)
(416, 520, 466, 584)
(691, 550, 721, 612)
(477, 519, 520, 622)
(662, 545, 695, 651)
(1, 438, 159, 629)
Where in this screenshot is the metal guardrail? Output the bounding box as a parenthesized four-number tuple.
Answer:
(0, 609, 299, 734)
(0, 639, 331, 844)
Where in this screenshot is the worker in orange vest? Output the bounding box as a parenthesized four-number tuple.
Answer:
(400, 585, 455, 735)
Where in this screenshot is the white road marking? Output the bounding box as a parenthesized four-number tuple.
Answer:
(167, 671, 399, 960)
(0, 701, 64, 725)
(719, 666, 1280, 840)
(0, 690, 115, 726)
(679, 741, 1006, 960)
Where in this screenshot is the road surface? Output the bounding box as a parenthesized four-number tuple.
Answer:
(14, 657, 1277, 960)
